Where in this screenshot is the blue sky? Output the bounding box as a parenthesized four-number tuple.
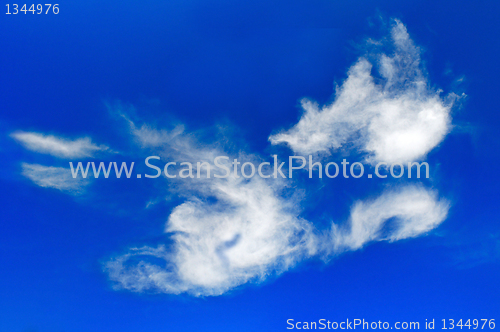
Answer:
(1, 1, 499, 331)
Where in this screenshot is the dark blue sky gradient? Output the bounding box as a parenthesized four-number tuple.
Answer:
(1, 1, 499, 331)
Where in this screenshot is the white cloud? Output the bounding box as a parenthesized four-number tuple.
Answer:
(128, 118, 220, 164)
(105, 178, 448, 295)
(327, 185, 449, 254)
(103, 118, 449, 296)
(269, 20, 454, 164)
(106, 176, 318, 296)
(105, 123, 318, 295)
(85, 19, 455, 296)
(21, 163, 87, 194)
(11, 131, 108, 158)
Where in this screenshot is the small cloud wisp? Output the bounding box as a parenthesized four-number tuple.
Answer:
(11, 131, 108, 159)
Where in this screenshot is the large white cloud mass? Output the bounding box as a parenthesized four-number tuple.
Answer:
(104, 121, 449, 296)
(269, 20, 454, 164)
(106, 177, 319, 296)
(105, 182, 448, 296)
(13, 19, 453, 297)
(104, 121, 319, 295)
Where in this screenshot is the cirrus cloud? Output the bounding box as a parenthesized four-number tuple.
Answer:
(21, 163, 88, 194)
(10, 19, 455, 297)
(104, 118, 449, 296)
(269, 20, 457, 165)
(11, 131, 109, 159)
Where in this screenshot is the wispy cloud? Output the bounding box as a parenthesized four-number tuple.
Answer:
(13, 19, 454, 297)
(21, 163, 87, 194)
(327, 185, 449, 254)
(269, 19, 457, 164)
(104, 118, 449, 296)
(105, 120, 318, 295)
(102, 19, 454, 296)
(105, 168, 448, 296)
(106, 177, 318, 296)
(11, 131, 108, 158)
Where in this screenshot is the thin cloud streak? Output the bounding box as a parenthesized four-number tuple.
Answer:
(21, 163, 88, 194)
(11, 131, 108, 158)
